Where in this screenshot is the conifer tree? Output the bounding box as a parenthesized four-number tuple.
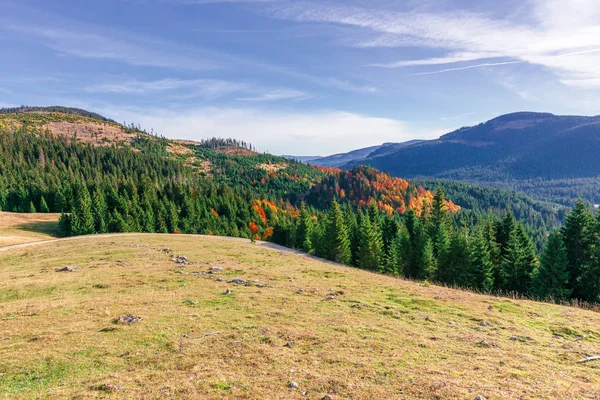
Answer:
(390, 227, 412, 277)
(500, 224, 536, 293)
(109, 210, 129, 233)
(532, 231, 571, 301)
(91, 190, 108, 233)
(71, 184, 95, 235)
(562, 200, 596, 299)
(344, 208, 360, 266)
(39, 196, 50, 213)
(167, 201, 179, 233)
(420, 237, 435, 280)
(439, 231, 470, 286)
(324, 200, 351, 264)
(357, 213, 384, 271)
(466, 232, 494, 291)
(428, 187, 450, 256)
(308, 219, 324, 256)
(28, 201, 37, 213)
(295, 203, 313, 252)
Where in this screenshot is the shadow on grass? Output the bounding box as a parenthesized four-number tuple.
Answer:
(17, 221, 62, 238)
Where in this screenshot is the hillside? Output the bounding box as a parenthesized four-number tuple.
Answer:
(346, 112, 600, 205)
(1, 232, 600, 399)
(299, 140, 426, 168)
(2, 107, 586, 301)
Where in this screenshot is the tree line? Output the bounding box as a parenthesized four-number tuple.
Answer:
(269, 190, 600, 304)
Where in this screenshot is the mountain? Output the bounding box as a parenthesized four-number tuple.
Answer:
(346, 112, 600, 205)
(280, 155, 322, 162)
(299, 140, 426, 168)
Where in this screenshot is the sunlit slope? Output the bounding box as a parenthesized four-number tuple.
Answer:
(1, 235, 599, 399)
(0, 212, 60, 247)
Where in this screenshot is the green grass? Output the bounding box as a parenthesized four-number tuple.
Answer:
(1, 234, 600, 399)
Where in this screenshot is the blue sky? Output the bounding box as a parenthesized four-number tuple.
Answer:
(1, 0, 600, 155)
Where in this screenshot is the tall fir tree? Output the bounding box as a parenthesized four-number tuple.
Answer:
(466, 231, 494, 291)
(500, 224, 537, 293)
(324, 201, 351, 264)
(562, 200, 597, 300)
(357, 213, 384, 271)
(532, 231, 571, 302)
(39, 196, 50, 213)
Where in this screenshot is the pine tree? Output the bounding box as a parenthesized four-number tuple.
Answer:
(410, 226, 432, 280)
(466, 232, 494, 291)
(420, 238, 435, 279)
(295, 203, 313, 252)
(532, 231, 571, 302)
(345, 208, 360, 266)
(562, 200, 596, 300)
(390, 227, 412, 277)
(28, 201, 37, 213)
(357, 213, 384, 271)
(428, 187, 450, 256)
(39, 196, 50, 213)
(500, 224, 536, 294)
(324, 200, 351, 264)
(440, 231, 470, 286)
(308, 220, 324, 256)
(167, 201, 179, 233)
(431, 223, 450, 280)
(91, 190, 108, 233)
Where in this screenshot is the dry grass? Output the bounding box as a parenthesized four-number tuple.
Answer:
(0, 212, 60, 247)
(1, 233, 600, 399)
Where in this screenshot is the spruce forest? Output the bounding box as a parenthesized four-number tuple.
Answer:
(2, 109, 600, 304)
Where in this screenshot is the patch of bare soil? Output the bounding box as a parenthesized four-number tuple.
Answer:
(44, 121, 137, 146)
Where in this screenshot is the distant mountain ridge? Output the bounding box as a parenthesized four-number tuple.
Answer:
(343, 112, 600, 205)
(288, 140, 426, 167)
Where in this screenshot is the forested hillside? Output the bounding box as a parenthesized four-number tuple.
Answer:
(347, 112, 600, 205)
(1, 110, 599, 303)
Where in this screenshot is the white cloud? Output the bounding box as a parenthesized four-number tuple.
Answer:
(411, 61, 523, 76)
(264, 1, 600, 88)
(98, 106, 435, 155)
(85, 79, 247, 96)
(85, 78, 311, 101)
(237, 89, 312, 101)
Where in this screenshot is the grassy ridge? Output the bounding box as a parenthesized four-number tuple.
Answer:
(1, 233, 599, 399)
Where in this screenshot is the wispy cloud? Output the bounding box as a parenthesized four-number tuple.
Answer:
(263, 0, 600, 88)
(237, 89, 312, 101)
(85, 79, 245, 95)
(85, 78, 311, 102)
(411, 61, 523, 76)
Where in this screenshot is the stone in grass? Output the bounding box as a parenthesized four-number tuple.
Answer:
(225, 289, 232, 295)
(474, 396, 487, 400)
(55, 265, 80, 272)
(92, 383, 123, 392)
(322, 396, 334, 400)
(116, 314, 142, 324)
(289, 382, 299, 389)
